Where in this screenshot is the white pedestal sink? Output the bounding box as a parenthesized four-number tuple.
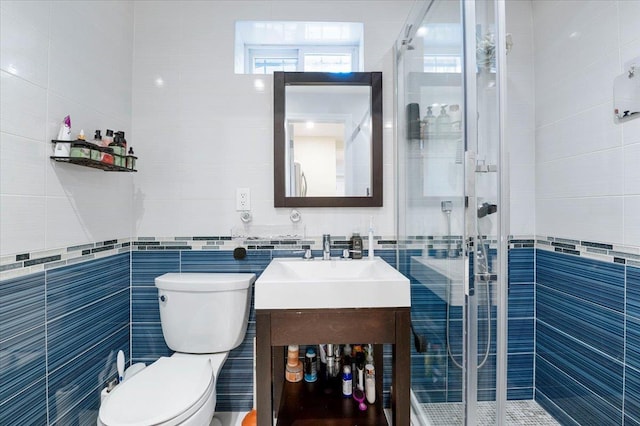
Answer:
(255, 257, 410, 310)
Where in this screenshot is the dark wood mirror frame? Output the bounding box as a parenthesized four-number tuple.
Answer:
(273, 71, 383, 207)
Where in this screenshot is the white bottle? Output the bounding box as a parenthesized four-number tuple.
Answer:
(422, 106, 436, 137)
(342, 366, 353, 397)
(365, 363, 376, 404)
(436, 105, 451, 134)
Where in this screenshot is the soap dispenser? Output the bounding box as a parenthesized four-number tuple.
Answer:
(422, 105, 435, 137)
(436, 105, 450, 134)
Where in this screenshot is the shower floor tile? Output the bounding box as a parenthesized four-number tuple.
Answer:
(421, 400, 560, 425)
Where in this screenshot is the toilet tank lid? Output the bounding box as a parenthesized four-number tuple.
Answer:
(155, 273, 256, 292)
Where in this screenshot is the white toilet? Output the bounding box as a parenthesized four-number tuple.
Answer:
(98, 272, 256, 426)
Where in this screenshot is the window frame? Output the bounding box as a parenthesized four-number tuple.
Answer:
(245, 44, 360, 74)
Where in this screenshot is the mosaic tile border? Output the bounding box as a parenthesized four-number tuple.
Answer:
(3, 234, 639, 280)
(1, 239, 132, 280)
(536, 235, 640, 268)
(131, 235, 392, 252)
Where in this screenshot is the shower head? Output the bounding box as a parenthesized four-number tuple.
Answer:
(477, 202, 497, 218)
(401, 38, 415, 50)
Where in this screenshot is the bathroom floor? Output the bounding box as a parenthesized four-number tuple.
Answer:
(420, 400, 559, 425)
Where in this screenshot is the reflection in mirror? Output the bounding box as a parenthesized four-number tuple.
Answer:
(285, 85, 371, 197)
(274, 72, 383, 207)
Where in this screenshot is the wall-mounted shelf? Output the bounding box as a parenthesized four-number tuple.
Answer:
(49, 156, 137, 172)
(50, 140, 137, 172)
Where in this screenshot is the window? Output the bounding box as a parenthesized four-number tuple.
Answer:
(423, 55, 462, 73)
(249, 49, 299, 74)
(304, 53, 353, 72)
(235, 21, 363, 74)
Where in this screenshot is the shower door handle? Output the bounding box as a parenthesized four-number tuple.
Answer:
(464, 151, 477, 298)
(475, 273, 498, 282)
(464, 150, 477, 238)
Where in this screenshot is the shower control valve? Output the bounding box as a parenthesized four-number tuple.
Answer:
(475, 163, 498, 173)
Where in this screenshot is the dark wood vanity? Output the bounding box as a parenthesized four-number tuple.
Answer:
(256, 307, 410, 425)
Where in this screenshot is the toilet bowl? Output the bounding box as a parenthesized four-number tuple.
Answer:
(99, 354, 225, 426)
(98, 273, 256, 426)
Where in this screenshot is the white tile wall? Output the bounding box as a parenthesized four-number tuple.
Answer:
(533, 0, 640, 246)
(625, 196, 640, 247)
(0, 1, 134, 257)
(2, 0, 636, 255)
(506, 0, 536, 236)
(131, 0, 413, 239)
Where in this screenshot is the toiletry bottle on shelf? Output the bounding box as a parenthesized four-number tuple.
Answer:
(423, 106, 435, 138)
(326, 344, 338, 378)
(366, 344, 374, 365)
(115, 131, 127, 149)
(349, 345, 357, 386)
(343, 344, 352, 385)
(92, 130, 102, 146)
(103, 129, 114, 147)
(406, 103, 421, 140)
(436, 105, 451, 134)
(365, 363, 376, 404)
(285, 345, 303, 383)
(304, 347, 317, 382)
(356, 351, 365, 391)
(342, 366, 353, 398)
(318, 344, 327, 379)
(350, 233, 363, 259)
(110, 135, 125, 167)
(126, 147, 136, 170)
(57, 115, 71, 141)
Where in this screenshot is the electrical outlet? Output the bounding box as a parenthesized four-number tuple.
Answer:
(236, 188, 250, 211)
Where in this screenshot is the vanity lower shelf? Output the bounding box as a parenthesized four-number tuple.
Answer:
(256, 307, 410, 426)
(276, 377, 387, 426)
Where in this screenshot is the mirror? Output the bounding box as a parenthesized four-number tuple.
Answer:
(274, 72, 383, 207)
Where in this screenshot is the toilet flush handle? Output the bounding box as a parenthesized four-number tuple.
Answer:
(159, 294, 168, 303)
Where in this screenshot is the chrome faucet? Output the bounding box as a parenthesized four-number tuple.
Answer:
(322, 234, 331, 260)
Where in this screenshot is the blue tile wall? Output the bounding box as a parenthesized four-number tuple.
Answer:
(403, 247, 535, 405)
(6, 239, 638, 423)
(130, 251, 180, 364)
(626, 266, 640, 425)
(535, 249, 640, 425)
(0, 252, 130, 426)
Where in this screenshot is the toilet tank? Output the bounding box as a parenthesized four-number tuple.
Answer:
(154, 273, 256, 354)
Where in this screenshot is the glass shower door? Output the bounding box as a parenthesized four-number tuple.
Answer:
(396, 0, 507, 424)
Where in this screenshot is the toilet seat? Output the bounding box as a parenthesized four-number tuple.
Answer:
(99, 356, 214, 426)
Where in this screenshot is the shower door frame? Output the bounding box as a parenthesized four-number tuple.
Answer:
(394, 0, 509, 424)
